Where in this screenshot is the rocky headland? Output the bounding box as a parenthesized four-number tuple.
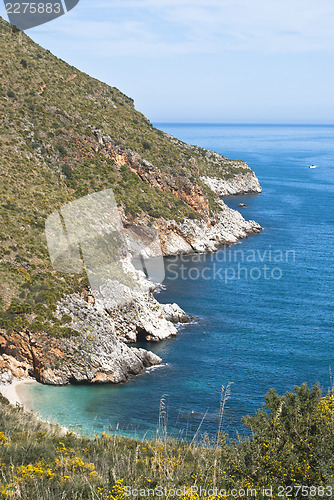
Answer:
(201, 170, 262, 197)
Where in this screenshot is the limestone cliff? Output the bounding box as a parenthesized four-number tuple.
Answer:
(91, 128, 262, 255)
(155, 203, 261, 255)
(201, 171, 262, 196)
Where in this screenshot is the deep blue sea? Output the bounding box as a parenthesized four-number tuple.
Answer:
(25, 124, 334, 440)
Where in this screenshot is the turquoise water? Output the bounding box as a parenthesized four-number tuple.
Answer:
(25, 124, 334, 440)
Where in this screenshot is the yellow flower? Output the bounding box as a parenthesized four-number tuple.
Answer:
(0, 433, 11, 447)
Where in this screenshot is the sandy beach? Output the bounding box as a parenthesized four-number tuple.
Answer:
(0, 378, 72, 435)
(0, 378, 37, 410)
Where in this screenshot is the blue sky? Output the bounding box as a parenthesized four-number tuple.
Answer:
(2, 0, 334, 123)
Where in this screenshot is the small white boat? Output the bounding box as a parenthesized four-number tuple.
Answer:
(309, 165, 318, 169)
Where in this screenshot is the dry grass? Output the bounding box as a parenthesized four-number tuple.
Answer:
(1, 384, 334, 499)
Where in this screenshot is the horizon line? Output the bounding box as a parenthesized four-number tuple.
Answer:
(153, 122, 334, 126)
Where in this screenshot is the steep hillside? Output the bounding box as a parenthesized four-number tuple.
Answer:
(0, 18, 261, 384)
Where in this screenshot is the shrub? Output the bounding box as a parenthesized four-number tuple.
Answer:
(7, 302, 32, 315)
(142, 140, 151, 151)
(61, 164, 73, 179)
(33, 303, 47, 314)
(60, 314, 72, 325)
(241, 384, 334, 486)
(57, 144, 67, 156)
(0, 312, 13, 329)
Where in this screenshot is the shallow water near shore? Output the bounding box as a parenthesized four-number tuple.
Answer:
(25, 124, 334, 440)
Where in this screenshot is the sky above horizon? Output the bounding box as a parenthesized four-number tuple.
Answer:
(1, 0, 334, 123)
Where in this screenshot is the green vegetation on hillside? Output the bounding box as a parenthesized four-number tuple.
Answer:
(0, 17, 252, 331)
(0, 384, 333, 499)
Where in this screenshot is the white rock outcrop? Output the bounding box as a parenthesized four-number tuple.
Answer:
(201, 172, 262, 196)
(157, 200, 262, 256)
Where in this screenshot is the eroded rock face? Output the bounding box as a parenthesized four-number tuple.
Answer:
(58, 292, 180, 344)
(0, 294, 167, 385)
(0, 289, 187, 385)
(201, 172, 262, 196)
(112, 293, 179, 342)
(0, 331, 34, 381)
(155, 201, 262, 256)
(92, 129, 210, 216)
(0, 370, 13, 385)
(91, 128, 263, 257)
(0, 320, 162, 386)
(162, 303, 190, 324)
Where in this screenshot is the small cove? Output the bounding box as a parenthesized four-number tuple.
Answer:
(24, 124, 334, 440)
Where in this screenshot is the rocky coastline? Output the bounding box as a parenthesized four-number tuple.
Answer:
(156, 200, 261, 255)
(0, 188, 262, 388)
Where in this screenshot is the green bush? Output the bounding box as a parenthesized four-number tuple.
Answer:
(61, 164, 73, 179)
(60, 314, 72, 325)
(7, 302, 32, 315)
(57, 144, 67, 156)
(0, 312, 13, 329)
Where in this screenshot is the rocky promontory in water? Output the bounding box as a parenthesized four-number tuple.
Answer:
(0, 18, 261, 386)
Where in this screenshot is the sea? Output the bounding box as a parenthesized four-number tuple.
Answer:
(24, 124, 334, 441)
